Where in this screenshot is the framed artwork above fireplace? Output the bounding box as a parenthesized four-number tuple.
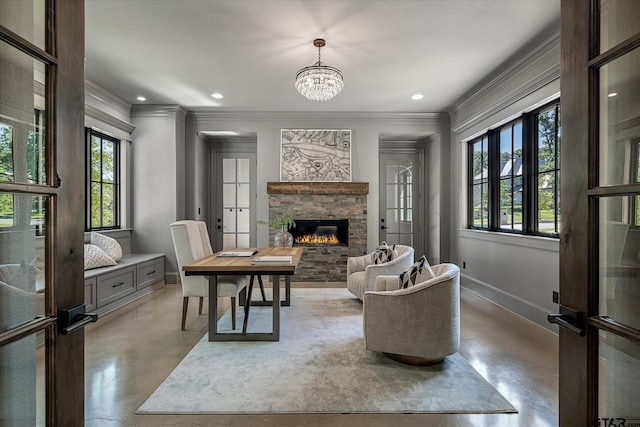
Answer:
(280, 129, 351, 182)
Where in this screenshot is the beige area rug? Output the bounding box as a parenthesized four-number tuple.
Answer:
(137, 288, 517, 414)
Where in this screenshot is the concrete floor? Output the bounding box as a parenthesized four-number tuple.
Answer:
(84, 282, 558, 427)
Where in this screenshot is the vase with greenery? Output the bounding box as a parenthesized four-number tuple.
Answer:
(257, 216, 296, 247)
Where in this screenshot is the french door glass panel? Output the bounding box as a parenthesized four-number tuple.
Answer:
(222, 158, 251, 249)
(0, 0, 45, 50)
(600, 0, 640, 51)
(598, 331, 640, 421)
(598, 196, 640, 331)
(598, 47, 640, 187)
(384, 158, 413, 246)
(0, 194, 48, 426)
(0, 331, 46, 424)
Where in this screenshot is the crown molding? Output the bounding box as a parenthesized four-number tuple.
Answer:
(187, 110, 448, 125)
(450, 24, 560, 135)
(85, 104, 136, 134)
(85, 80, 131, 115)
(130, 104, 188, 118)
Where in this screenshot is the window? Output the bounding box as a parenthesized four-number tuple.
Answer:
(470, 136, 489, 228)
(499, 122, 523, 230)
(535, 103, 560, 234)
(87, 129, 120, 230)
(468, 99, 561, 237)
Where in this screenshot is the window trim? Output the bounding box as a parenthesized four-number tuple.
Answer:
(86, 128, 120, 231)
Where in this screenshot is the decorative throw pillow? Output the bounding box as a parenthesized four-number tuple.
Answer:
(373, 241, 395, 264)
(91, 232, 123, 261)
(399, 255, 436, 288)
(84, 244, 116, 270)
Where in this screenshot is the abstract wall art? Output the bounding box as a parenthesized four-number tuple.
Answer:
(280, 129, 351, 182)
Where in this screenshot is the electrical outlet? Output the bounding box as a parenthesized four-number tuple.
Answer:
(462, 261, 466, 269)
(552, 291, 559, 304)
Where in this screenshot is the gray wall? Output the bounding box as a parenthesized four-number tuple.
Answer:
(185, 112, 451, 264)
(448, 23, 561, 332)
(130, 106, 185, 274)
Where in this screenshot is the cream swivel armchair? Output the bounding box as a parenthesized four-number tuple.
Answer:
(170, 220, 248, 331)
(363, 263, 460, 365)
(346, 244, 414, 300)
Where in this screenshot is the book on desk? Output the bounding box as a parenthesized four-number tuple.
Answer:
(217, 250, 257, 257)
(251, 255, 293, 264)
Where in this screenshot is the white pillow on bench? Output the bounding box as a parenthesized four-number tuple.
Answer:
(90, 232, 123, 261)
(84, 244, 116, 270)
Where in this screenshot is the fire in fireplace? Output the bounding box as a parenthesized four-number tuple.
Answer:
(289, 219, 349, 247)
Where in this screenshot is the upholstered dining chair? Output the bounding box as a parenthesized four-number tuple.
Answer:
(346, 244, 414, 300)
(363, 263, 460, 365)
(170, 220, 248, 331)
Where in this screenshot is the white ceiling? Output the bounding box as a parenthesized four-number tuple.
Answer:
(85, 0, 560, 113)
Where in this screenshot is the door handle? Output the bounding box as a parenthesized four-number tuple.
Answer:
(548, 305, 585, 336)
(59, 304, 98, 335)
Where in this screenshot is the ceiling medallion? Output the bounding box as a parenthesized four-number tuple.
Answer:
(295, 38, 343, 101)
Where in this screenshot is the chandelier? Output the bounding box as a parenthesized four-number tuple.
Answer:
(295, 39, 344, 101)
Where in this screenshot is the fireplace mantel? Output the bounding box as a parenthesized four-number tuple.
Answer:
(267, 182, 368, 195)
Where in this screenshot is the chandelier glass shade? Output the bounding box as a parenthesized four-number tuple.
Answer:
(295, 39, 343, 101)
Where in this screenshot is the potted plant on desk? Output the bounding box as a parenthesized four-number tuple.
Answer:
(258, 216, 296, 247)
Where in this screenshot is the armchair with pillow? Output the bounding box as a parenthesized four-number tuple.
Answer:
(346, 243, 414, 300)
(363, 258, 460, 365)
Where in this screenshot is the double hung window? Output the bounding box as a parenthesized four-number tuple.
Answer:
(468, 100, 561, 237)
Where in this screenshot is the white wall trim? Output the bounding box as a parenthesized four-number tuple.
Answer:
(461, 275, 559, 334)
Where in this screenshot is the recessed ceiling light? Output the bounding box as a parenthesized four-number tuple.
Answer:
(137, 96, 146, 101)
(211, 93, 224, 99)
(608, 92, 617, 98)
(411, 94, 424, 100)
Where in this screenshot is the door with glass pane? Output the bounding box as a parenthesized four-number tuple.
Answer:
(214, 152, 256, 250)
(379, 152, 423, 257)
(0, 1, 85, 425)
(558, 1, 640, 425)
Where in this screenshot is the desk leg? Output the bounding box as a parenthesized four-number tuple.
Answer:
(208, 275, 218, 342)
(272, 274, 280, 341)
(283, 276, 291, 307)
(209, 274, 279, 342)
(250, 275, 291, 307)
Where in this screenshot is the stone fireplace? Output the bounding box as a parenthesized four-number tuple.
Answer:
(267, 182, 368, 281)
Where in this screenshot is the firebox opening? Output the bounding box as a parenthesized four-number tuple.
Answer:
(290, 219, 349, 247)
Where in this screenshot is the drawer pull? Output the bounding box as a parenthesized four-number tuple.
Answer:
(112, 282, 125, 288)
(147, 270, 156, 275)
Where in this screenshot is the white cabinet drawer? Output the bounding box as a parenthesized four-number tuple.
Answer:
(97, 267, 135, 307)
(137, 258, 164, 290)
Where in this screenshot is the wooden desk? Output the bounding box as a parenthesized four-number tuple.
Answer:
(183, 247, 303, 342)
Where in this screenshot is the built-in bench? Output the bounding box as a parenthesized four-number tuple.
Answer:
(83, 230, 165, 316)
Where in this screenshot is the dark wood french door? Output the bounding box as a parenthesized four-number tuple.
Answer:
(558, 1, 640, 425)
(0, 1, 86, 425)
